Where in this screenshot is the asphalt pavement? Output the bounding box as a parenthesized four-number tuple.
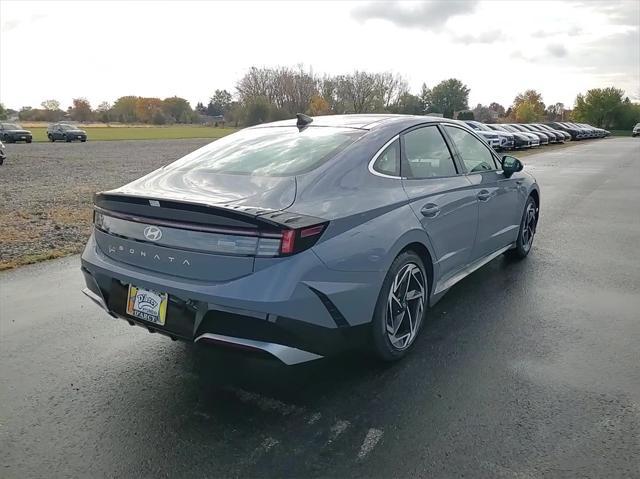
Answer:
(1, 137, 639, 478)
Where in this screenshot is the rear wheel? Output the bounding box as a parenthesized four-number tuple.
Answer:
(372, 251, 427, 361)
(506, 196, 538, 260)
(64, 134, 71, 142)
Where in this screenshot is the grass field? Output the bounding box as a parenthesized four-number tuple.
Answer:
(24, 125, 236, 142)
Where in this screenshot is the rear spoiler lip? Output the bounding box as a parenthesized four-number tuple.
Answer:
(93, 191, 326, 231)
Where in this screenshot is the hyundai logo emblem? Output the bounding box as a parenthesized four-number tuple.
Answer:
(143, 225, 163, 241)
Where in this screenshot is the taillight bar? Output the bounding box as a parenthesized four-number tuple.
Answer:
(280, 223, 328, 255)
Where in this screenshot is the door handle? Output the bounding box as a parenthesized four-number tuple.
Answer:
(477, 189, 491, 201)
(420, 203, 440, 218)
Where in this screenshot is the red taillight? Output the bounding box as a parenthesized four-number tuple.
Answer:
(280, 230, 296, 254)
(279, 223, 327, 255)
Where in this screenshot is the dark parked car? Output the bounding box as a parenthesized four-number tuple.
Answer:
(0, 122, 32, 143)
(493, 124, 540, 147)
(545, 122, 584, 140)
(525, 124, 563, 143)
(0, 140, 5, 165)
(509, 124, 549, 145)
(81, 114, 540, 363)
(47, 123, 88, 142)
(535, 123, 571, 141)
(486, 124, 532, 149)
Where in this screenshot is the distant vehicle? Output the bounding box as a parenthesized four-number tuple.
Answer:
(80, 114, 540, 363)
(0, 140, 5, 165)
(485, 124, 532, 149)
(545, 122, 582, 140)
(525, 124, 563, 143)
(0, 122, 32, 143)
(495, 124, 540, 147)
(633, 123, 640, 137)
(534, 123, 571, 142)
(464, 121, 515, 150)
(508, 124, 548, 145)
(47, 123, 88, 142)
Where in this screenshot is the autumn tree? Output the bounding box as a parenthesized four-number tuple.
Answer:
(308, 95, 331, 116)
(511, 89, 545, 121)
(0, 103, 7, 120)
(70, 98, 93, 122)
(429, 79, 470, 118)
(96, 101, 112, 123)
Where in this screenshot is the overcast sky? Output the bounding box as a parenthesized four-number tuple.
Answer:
(1, 0, 638, 111)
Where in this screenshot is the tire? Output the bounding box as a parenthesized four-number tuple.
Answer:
(26, 138, 32, 143)
(372, 251, 428, 361)
(64, 135, 71, 142)
(505, 196, 538, 260)
(48, 134, 55, 142)
(81, 139, 86, 142)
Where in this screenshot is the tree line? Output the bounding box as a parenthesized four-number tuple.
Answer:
(0, 66, 637, 130)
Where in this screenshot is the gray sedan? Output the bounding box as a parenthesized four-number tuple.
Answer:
(81, 114, 540, 363)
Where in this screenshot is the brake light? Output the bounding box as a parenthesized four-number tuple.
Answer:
(281, 230, 296, 254)
(279, 223, 327, 255)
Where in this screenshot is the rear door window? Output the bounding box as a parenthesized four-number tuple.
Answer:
(402, 126, 458, 178)
(444, 126, 498, 173)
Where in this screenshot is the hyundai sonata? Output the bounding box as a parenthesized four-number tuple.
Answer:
(81, 114, 540, 364)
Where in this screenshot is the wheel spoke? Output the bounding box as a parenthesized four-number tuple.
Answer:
(385, 262, 427, 351)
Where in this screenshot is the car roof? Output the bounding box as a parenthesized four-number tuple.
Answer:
(250, 114, 454, 130)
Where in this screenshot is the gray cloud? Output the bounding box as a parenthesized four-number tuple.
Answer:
(351, 0, 479, 31)
(547, 43, 568, 57)
(454, 29, 505, 44)
(532, 25, 583, 38)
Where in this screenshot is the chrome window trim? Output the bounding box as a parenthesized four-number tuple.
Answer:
(368, 135, 403, 179)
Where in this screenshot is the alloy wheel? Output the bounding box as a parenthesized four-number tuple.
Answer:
(521, 202, 537, 251)
(385, 263, 426, 350)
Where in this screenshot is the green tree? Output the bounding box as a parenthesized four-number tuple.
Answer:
(162, 96, 193, 123)
(514, 102, 539, 123)
(389, 93, 424, 115)
(207, 89, 232, 116)
(112, 96, 138, 123)
(456, 110, 474, 120)
(96, 101, 112, 123)
(0, 103, 6, 120)
(572, 87, 626, 128)
(41, 99, 60, 111)
(243, 96, 273, 125)
(429, 79, 470, 118)
(419, 83, 431, 113)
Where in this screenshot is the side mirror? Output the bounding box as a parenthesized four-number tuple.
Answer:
(501, 155, 524, 177)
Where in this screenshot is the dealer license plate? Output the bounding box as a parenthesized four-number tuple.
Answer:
(126, 285, 168, 325)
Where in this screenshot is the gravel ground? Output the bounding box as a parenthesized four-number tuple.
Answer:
(0, 139, 211, 269)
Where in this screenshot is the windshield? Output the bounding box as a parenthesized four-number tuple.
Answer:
(1, 123, 21, 129)
(167, 126, 365, 176)
(500, 125, 518, 133)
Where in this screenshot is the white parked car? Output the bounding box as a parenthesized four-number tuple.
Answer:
(632, 123, 640, 137)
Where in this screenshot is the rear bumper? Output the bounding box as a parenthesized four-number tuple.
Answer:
(80, 233, 378, 363)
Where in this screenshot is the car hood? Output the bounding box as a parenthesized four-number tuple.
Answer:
(4, 129, 31, 134)
(109, 167, 297, 212)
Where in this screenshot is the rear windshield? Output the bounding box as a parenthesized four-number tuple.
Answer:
(168, 126, 365, 176)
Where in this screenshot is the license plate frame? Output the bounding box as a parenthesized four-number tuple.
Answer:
(126, 285, 168, 325)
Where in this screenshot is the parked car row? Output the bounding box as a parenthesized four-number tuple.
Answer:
(0, 122, 88, 143)
(463, 120, 610, 151)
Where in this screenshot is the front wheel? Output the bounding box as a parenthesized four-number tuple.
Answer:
(48, 134, 55, 142)
(372, 251, 428, 361)
(506, 196, 538, 260)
